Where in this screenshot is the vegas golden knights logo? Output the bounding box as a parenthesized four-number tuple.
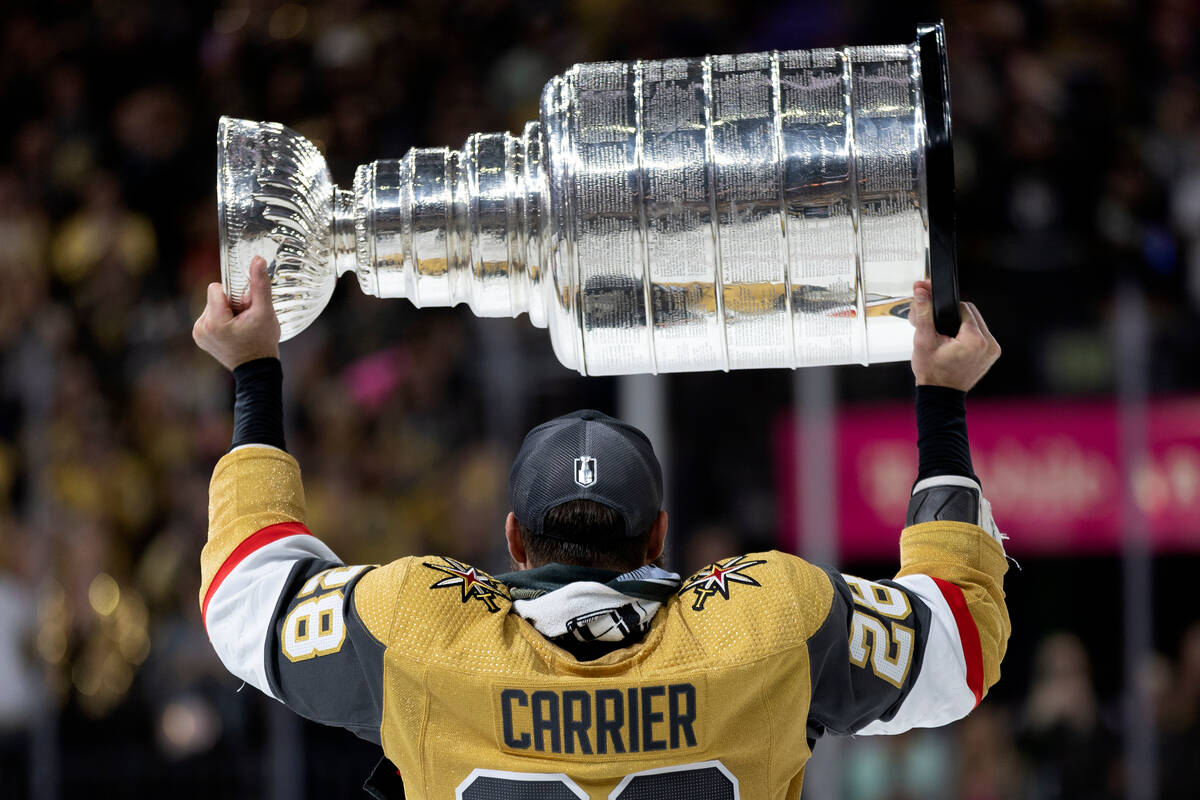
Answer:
(680, 556, 766, 611)
(423, 557, 509, 612)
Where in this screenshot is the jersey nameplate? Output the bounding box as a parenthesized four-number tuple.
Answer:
(492, 679, 706, 760)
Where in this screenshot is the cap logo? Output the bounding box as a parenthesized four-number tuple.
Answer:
(574, 456, 597, 487)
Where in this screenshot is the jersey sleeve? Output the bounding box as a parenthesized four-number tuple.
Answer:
(199, 445, 393, 742)
(804, 520, 1009, 737)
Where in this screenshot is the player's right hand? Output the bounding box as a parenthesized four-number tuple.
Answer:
(193, 256, 281, 371)
(909, 280, 1000, 392)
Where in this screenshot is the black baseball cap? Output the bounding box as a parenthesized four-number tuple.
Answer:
(509, 409, 663, 541)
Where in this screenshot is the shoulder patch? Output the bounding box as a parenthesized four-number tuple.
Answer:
(679, 555, 767, 611)
(423, 557, 510, 613)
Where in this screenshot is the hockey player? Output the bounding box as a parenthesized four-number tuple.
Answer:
(193, 256, 1007, 799)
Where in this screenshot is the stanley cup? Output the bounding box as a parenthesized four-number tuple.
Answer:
(217, 23, 961, 375)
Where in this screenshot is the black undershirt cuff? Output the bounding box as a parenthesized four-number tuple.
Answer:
(915, 384, 976, 485)
(230, 357, 286, 452)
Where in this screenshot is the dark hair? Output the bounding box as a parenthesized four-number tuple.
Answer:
(517, 499, 656, 571)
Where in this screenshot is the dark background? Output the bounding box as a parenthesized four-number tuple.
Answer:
(0, 0, 1198, 797)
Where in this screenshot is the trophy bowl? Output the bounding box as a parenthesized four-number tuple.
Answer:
(217, 116, 354, 341)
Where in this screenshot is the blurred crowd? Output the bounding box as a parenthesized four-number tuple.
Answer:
(0, 0, 1198, 796)
(831, 623, 1200, 800)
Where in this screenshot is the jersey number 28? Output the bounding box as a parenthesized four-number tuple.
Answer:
(843, 575, 915, 688)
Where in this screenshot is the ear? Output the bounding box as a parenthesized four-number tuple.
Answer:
(645, 510, 668, 563)
(505, 512, 529, 569)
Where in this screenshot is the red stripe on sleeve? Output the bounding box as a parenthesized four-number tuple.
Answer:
(930, 576, 985, 706)
(201, 521, 313, 627)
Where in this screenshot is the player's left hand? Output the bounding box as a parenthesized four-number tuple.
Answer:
(909, 279, 1000, 392)
(193, 256, 281, 371)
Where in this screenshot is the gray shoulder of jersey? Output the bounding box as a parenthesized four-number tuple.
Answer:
(263, 558, 386, 745)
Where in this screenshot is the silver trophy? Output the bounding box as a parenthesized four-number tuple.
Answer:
(218, 22, 960, 375)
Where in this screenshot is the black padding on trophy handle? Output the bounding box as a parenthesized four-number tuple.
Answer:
(918, 21, 962, 338)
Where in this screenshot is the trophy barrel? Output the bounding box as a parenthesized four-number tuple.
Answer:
(539, 24, 957, 375)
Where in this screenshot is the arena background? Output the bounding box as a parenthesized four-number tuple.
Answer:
(1, 0, 1198, 797)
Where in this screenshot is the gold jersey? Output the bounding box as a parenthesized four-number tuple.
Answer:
(200, 446, 1009, 800)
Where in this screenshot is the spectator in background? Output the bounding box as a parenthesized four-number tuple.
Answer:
(0, 169, 49, 351)
(1159, 622, 1200, 798)
(0, 526, 39, 798)
(1017, 633, 1121, 800)
(50, 171, 156, 356)
(957, 706, 1024, 800)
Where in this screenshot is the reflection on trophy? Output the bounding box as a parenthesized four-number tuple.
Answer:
(217, 22, 960, 375)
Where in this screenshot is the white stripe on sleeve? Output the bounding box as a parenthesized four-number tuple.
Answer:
(855, 574, 977, 735)
(205, 535, 339, 699)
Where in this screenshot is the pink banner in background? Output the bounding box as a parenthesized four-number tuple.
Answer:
(776, 397, 1200, 559)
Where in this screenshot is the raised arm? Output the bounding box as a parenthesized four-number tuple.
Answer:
(907, 278, 1002, 534)
(193, 258, 389, 743)
(805, 281, 1009, 738)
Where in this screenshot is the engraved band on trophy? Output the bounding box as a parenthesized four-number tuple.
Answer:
(217, 22, 961, 376)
